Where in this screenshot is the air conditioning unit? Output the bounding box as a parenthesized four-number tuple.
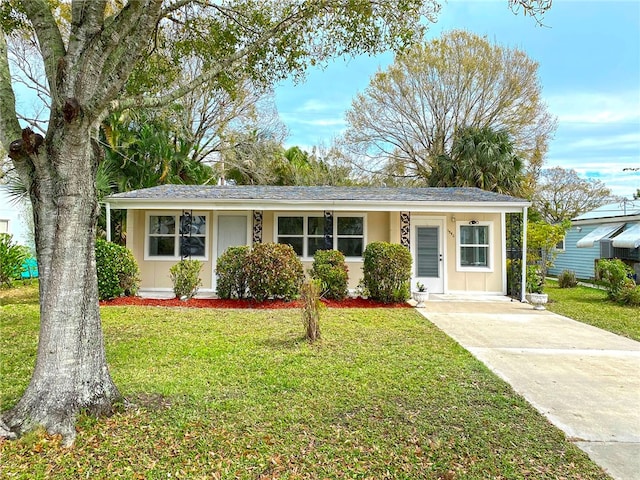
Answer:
(600, 239, 614, 259)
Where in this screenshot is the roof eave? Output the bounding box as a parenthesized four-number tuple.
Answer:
(104, 197, 530, 212)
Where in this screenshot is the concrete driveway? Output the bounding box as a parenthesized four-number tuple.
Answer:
(416, 295, 640, 480)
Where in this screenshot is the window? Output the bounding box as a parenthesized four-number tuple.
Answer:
(336, 216, 364, 257)
(555, 237, 565, 251)
(458, 223, 492, 270)
(0, 219, 8, 234)
(277, 215, 324, 257)
(276, 214, 365, 258)
(147, 213, 207, 259)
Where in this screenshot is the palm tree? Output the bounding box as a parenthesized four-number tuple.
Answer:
(429, 126, 525, 196)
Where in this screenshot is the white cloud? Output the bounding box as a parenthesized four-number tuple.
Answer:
(546, 91, 640, 126)
(564, 132, 640, 151)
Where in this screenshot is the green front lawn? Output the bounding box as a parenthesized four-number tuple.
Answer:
(545, 280, 640, 341)
(0, 286, 607, 479)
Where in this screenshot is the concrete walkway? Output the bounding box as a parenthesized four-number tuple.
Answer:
(415, 295, 640, 480)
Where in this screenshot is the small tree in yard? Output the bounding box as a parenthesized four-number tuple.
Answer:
(527, 220, 570, 278)
(363, 242, 412, 303)
(301, 279, 322, 342)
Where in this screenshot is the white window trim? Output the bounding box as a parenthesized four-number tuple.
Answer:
(145, 211, 209, 261)
(274, 212, 367, 260)
(554, 237, 566, 252)
(0, 219, 9, 234)
(456, 221, 494, 272)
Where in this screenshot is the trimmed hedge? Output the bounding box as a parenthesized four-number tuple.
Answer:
(95, 239, 140, 300)
(309, 249, 349, 300)
(244, 243, 304, 302)
(362, 241, 412, 303)
(216, 246, 250, 299)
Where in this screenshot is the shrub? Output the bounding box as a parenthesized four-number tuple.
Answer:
(170, 259, 203, 300)
(0, 234, 29, 288)
(596, 259, 634, 301)
(525, 265, 544, 294)
(362, 241, 412, 303)
(309, 249, 348, 300)
(619, 283, 640, 307)
(557, 269, 578, 289)
(95, 239, 140, 300)
(216, 246, 250, 299)
(301, 279, 322, 342)
(245, 242, 304, 302)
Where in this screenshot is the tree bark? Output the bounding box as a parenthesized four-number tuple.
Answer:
(2, 122, 122, 446)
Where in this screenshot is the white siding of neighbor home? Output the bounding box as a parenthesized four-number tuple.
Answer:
(0, 186, 33, 248)
(548, 226, 601, 281)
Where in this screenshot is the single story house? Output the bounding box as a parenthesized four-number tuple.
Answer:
(549, 200, 640, 281)
(105, 185, 530, 299)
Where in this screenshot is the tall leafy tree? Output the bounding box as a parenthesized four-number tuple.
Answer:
(0, 0, 552, 443)
(343, 29, 556, 182)
(532, 167, 617, 223)
(428, 126, 525, 196)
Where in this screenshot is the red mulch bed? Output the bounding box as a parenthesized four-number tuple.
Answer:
(100, 296, 411, 309)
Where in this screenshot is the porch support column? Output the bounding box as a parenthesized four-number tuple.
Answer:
(521, 206, 528, 302)
(105, 202, 111, 243)
(253, 211, 263, 244)
(324, 211, 334, 249)
(400, 212, 411, 248)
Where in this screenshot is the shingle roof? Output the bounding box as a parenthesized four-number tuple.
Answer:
(107, 185, 527, 204)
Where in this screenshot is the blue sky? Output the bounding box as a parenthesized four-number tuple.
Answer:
(274, 0, 640, 198)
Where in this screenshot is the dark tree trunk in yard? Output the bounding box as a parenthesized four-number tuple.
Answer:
(3, 121, 122, 445)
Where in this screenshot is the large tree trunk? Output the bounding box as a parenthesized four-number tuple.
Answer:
(3, 122, 121, 445)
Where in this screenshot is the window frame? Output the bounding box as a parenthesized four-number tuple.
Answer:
(274, 213, 367, 260)
(456, 221, 493, 272)
(145, 211, 209, 261)
(0, 219, 8, 234)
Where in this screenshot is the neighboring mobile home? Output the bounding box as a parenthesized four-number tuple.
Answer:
(105, 185, 530, 298)
(549, 200, 640, 281)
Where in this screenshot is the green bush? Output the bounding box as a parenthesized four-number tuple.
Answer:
(170, 259, 203, 300)
(596, 259, 634, 301)
(0, 234, 29, 288)
(526, 265, 544, 294)
(245, 242, 304, 302)
(309, 249, 349, 300)
(362, 241, 412, 303)
(619, 283, 640, 307)
(557, 269, 578, 289)
(216, 246, 250, 299)
(95, 239, 140, 300)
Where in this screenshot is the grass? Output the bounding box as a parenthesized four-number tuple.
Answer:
(0, 285, 608, 479)
(545, 280, 640, 341)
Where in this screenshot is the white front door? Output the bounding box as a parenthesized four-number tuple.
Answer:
(216, 215, 248, 257)
(412, 219, 445, 294)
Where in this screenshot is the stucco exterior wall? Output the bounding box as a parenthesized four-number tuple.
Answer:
(126, 208, 507, 295)
(127, 209, 213, 291)
(444, 212, 504, 294)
